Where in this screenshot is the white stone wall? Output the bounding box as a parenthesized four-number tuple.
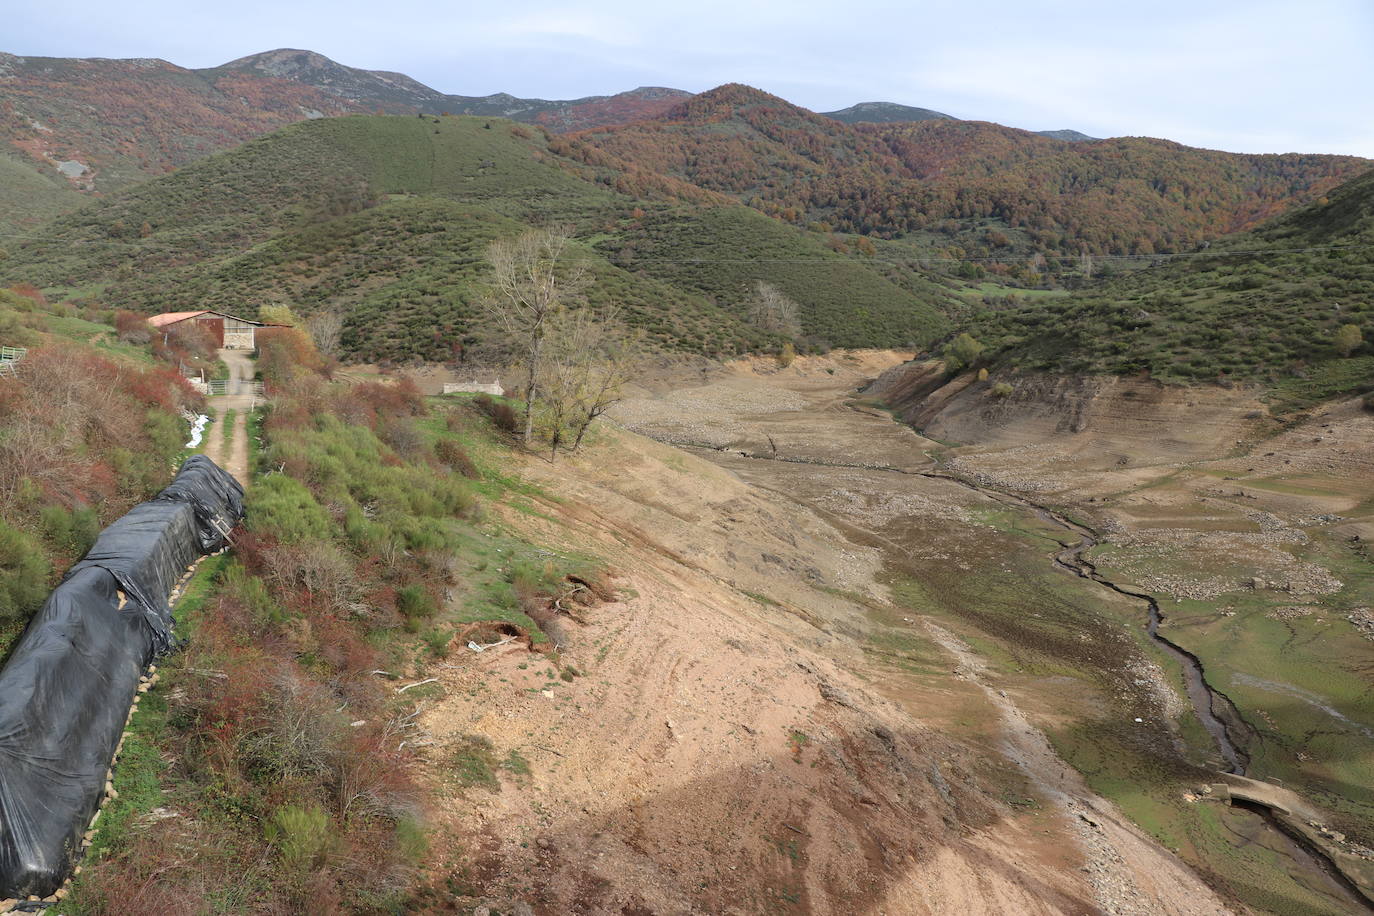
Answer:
(443, 381, 505, 396)
(223, 329, 255, 350)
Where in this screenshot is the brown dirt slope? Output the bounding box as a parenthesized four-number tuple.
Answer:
(407, 351, 1233, 915)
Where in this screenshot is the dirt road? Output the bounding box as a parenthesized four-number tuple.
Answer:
(200, 349, 254, 485)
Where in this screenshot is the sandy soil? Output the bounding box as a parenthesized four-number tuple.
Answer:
(409, 351, 1236, 915)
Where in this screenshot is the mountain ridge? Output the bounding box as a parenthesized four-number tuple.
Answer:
(565, 83, 1366, 261)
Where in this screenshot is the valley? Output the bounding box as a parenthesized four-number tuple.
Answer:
(0, 27, 1371, 915)
(584, 352, 1374, 913)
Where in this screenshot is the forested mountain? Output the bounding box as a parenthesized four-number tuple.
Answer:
(822, 100, 1095, 141)
(0, 114, 954, 361)
(567, 84, 1367, 265)
(6, 52, 1362, 265)
(0, 49, 687, 230)
(964, 164, 1374, 398)
(210, 49, 691, 130)
(821, 101, 955, 123)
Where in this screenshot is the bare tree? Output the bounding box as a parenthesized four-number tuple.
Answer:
(482, 228, 588, 444)
(745, 280, 802, 338)
(534, 304, 643, 459)
(306, 310, 345, 357)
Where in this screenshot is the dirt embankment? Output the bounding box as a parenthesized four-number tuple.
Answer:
(867, 362, 1269, 466)
(410, 351, 1237, 916)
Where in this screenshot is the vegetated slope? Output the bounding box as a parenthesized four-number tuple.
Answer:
(210, 49, 691, 130)
(0, 286, 204, 649)
(1035, 129, 1097, 142)
(601, 205, 950, 347)
(963, 165, 1374, 394)
(1, 115, 955, 359)
(0, 48, 687, 225)
(821, 101, 955, 123)
(0, 149, 84, 234)
(821, 101, 1097, 142)
(0, 51, 357, 195)
(568, 84, 1368, 266)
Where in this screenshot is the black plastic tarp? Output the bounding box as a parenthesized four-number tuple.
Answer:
(0, 456, 243, 899)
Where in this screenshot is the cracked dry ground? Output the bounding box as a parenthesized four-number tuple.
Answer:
(401, 353, 1235, 915)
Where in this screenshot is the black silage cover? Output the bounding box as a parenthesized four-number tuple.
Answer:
(0, 456, 243, 899)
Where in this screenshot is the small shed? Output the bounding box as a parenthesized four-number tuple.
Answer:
(147, 310, 271, 350)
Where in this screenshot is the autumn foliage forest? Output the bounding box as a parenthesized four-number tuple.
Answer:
(563, 84, 1368, 261)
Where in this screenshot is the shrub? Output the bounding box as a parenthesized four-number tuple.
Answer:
(943, 333, 986, 373)
(396, 584, 436, 623)
(990, 382, 1014, 398)
(473, 393, 519, 434)
(266, 804, 334, 875)
(1335, 323, 1364, 357)
(247, 475, 333, 544)
(434, 438, 480, 478)
(0, 521, 50, 622)
(114, 310, 152, 344)
(39, 504, 100, 557)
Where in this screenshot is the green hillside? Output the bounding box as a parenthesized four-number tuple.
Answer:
(2, 115, 956, 360)
(0, 151, 85, 236)
(963, 166, 1374, 400)
(602, 206, 950, 347)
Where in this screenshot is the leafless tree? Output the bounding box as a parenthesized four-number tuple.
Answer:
(482, 227, 588, 444)
(534, 304, 643, 459)
(745, 280, 802, 338)
(306, 309, 345, 357)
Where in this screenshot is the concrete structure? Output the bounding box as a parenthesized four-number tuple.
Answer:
(148, 310, 273, 349)
(442, 381, 505, 396)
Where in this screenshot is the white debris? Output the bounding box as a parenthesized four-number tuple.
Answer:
(183, 413, 210, 448)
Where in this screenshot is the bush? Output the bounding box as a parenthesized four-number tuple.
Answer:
(396, 584, 436, 623)
(247, 475, 333, 544)
(990, 382, 1014, 398)
(0, 521, 50, 622)
(266, 804, 334, 875)
(473, 394, 519, 434)
(943, 333, 985, 373)
(434, 438, 480, 478)
(114, 310, 152, 344)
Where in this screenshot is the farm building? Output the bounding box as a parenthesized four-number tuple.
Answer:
(147, 310, 274, 349)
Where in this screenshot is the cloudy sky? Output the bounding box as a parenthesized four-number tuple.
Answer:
(7, 0, 1374, 156)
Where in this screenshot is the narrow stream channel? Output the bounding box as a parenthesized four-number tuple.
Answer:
(962, 484, 1253, 775)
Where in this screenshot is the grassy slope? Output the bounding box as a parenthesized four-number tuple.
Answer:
(2, 115, 954, 359)
(0, 151, 86, 235)
(600, 205, 951, 347)
(963, 166, 1374, 397)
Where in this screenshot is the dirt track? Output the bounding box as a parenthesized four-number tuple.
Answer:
(201, 348, 254, 484)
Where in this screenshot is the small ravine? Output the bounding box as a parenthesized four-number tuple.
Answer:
(962, 484, 1254, 775)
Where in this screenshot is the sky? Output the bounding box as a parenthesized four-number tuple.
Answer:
(5, 0, 1374, 156)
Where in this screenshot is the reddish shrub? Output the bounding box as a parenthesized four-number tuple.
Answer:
(434, 439, 479, 478)
(8, 283, 47, 306)
(257, 327, 324, 386)
(472, 393, 518, 434)
(114, 310, 153, 344)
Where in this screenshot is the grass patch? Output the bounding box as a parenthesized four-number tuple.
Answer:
(447, 735, 501, 790)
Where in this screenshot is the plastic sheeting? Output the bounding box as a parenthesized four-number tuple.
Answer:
(0, 456, 244, 899)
